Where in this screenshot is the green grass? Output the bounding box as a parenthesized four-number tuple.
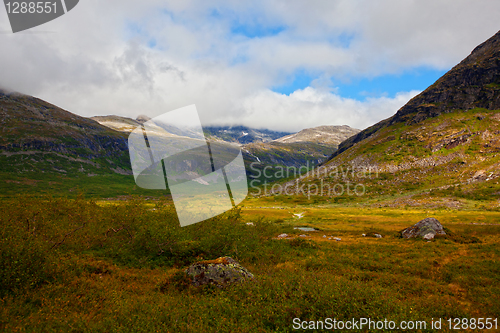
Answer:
(1, 195, 499, 332)
(0, 172, 173, 199)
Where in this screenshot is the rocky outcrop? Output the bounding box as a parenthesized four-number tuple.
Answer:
(185, 257, 254, 288)
(401, 217, 446, 240)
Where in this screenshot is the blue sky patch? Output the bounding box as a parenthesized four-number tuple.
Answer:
(209, 8, 286, 39)
(335, 67, 449, 99)
(230, 22, 286, 38)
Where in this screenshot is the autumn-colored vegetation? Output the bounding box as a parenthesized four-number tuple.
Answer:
(1, 194, 499, 332)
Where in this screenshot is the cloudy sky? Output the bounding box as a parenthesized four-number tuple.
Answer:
(1, 0, 499, 132)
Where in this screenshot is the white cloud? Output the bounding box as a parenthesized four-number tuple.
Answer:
(216, 88, 420, 132)
(0, 0, 499, 132)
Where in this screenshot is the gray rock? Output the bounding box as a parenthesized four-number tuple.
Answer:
(423, 233, 435, 240)
(185, 257, 254, 288)
(402, 217, 446, 239)
(363, 232, 382, 238)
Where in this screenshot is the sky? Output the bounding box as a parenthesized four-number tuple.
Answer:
(1, 0, 499, 132)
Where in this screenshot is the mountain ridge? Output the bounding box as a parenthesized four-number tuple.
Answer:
(274, 125, 359, 146)
(332, 29, 500, 160)
(91, 115, 359, 182)
(92, 115, 359, 148)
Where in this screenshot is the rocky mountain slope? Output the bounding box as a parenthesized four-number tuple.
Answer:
(333, 30, 500, 159)
(0, 90, 131, 176)
(280, 30, 500, 206)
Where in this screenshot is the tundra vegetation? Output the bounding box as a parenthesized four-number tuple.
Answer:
(1, 190, 499, 332)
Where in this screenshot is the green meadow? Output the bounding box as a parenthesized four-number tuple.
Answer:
(1, 191, 499, 332)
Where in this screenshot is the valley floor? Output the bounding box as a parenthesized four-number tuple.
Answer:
(1, 195, 499, 332)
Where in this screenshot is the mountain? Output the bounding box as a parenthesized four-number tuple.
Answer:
(242, 125, 360, 168)
(281, 30, 500, 206)
(92, 115, 359, 183)
(0, 90, 131, 176)
(203, 125, 291, 145)
(274, 125, 360, 145)
(91, 116, 292, 144)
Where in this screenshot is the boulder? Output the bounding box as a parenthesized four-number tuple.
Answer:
(402, 217, 446, 239)
(185, 257, 254, 288)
